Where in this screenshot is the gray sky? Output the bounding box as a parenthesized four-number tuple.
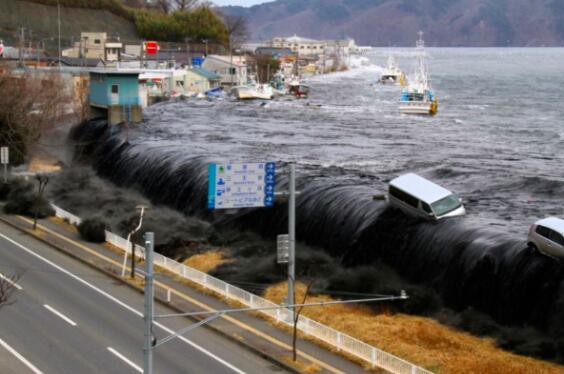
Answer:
(212, 0, 272, 6)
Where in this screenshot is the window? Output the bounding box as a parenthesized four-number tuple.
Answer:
(94, 39, 101, 44)
(421, 202, 432, 214)
(548, 230, 564, 246)
(431, 195, 462, 217)
(536, 225, 551, 238)
(229, 67, 236, 75)
(389, 186, 418, 208)
(111, 84, 119, 94)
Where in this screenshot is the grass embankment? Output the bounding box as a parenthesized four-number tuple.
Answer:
(183, 250, 233, 273)
(6, 0, 228, 44)
(264, 282, 564, 374)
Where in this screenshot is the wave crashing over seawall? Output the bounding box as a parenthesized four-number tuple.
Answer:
(70, 120, 564, 334)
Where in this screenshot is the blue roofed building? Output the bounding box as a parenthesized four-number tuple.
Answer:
(183, 67, 221, 94)
(88, 70, 142, 125)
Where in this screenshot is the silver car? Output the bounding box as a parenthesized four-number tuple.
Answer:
(528, 217, 564, 259)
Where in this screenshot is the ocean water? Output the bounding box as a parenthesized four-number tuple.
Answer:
(134, 48, 564, 235)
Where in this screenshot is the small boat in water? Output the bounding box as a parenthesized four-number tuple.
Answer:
(231, 82, 273, 100)
(380, 56, 406, 85)
(288, 81, 310, 98)
(399, 32, 438, 115)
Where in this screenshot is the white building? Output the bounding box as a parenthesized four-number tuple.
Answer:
(62, 32, 123, 62)
(270, 35, 327, 57)
(202, 55, 248, 87)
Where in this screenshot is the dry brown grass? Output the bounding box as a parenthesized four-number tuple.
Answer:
(48, 216, 78, 233)
(280, 356, 321, 373)
(264, 282, 564, 374)
(183, 250, 233, 273)
(28, 155, 61, 173)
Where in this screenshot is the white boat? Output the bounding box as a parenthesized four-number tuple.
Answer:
(288, 80, 310, 98)
(379, 56, 406, 86)
(399, 32, 438, 115)
(231, 83, 273, 100)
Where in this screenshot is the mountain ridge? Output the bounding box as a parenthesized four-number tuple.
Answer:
(221, 0, 564, 47)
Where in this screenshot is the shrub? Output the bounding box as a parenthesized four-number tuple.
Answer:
(78, 218, 109, 243)
(3, 179, 54, 218)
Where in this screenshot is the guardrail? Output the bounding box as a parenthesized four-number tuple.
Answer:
(52, 204, 433, 374)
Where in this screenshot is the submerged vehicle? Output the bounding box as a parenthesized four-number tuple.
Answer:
(399, 32, 438, 115)
(379, 56, 406, 85)
(388, 173, 466, 220)
(528, 217, 564, 259)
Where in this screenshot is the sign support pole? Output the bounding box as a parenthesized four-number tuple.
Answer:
(143, 232, 154, 374)
(288, 163, 296, 321)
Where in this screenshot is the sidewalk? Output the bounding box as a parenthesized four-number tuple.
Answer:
(0, 213, 376, 374)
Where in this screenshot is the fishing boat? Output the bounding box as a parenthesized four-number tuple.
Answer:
(288, 80, 310, 98)
(379, 56, 406, 85)
(231, 82, 273, 100)
(399, 32, 438, 115)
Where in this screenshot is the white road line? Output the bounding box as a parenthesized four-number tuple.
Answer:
(0, 232, 247, 374)
(43, 304, 77, 327)
(0, 337, 44, 374)
(107, 347, 143, 373)
(0, 272, 23, 290)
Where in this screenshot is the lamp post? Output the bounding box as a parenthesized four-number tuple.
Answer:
(120, 205, 148, 278)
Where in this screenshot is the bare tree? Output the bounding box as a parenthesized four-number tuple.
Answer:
(0, 273, 22, 310)
(292, 280, 313, 361)
(153, 0, 200, 13)
(0, 69, 70, 164)
(223, 14, 249, 48)
(174, 0, 199, 11)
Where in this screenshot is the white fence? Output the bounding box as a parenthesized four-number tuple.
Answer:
(53, 204, 433, 374)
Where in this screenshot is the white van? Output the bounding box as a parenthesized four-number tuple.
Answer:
(388, 173, 466, 220)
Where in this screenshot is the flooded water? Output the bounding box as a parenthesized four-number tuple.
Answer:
(135, 48, 564, 235)
(70, 49, 564, 344)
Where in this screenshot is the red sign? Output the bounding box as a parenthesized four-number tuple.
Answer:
(144, 41, 159, 55)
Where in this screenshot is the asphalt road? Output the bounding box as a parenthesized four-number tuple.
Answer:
(0, 221, 287, 374)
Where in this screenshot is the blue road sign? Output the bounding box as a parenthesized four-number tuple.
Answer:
(208, 162, 276, 210)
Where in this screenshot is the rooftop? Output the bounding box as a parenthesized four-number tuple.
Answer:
(190, 67, 221, 80)
(389, 173, 454, 204)
(536, 217, 564, 235)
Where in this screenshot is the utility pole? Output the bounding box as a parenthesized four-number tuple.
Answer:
(287, 163, 296, 321)
(57, 0, 61, 67)
(143, 232, 155, 374)
(18, 27, 25, 67)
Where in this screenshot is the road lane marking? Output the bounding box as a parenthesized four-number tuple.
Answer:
(107, 347, 143, 373)
(14, 217, 346, 374)
(0, 272, 23, 290)
(43, 304, 77, 327)
(0, 337, 43, 374)
(0, 232, 247, 374)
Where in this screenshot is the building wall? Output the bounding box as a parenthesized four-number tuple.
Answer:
(184, 70, 210, 93)
(89, 73, 139, 107)
(202, 57, 247, 86)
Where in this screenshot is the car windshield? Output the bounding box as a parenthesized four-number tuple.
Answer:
(431, 195, 461, 217)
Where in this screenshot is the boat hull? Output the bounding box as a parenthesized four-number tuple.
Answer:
(231, 86, 273, 100)
(399, 100, 438, 115)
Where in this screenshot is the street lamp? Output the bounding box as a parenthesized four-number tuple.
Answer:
(120, 205, 148, 278)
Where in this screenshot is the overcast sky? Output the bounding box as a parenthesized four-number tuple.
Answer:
(212, 0, 273, 6)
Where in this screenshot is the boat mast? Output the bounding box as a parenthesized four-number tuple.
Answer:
(415, 31, 429, 89)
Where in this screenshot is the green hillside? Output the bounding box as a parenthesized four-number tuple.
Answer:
(0, 0, 140, 49)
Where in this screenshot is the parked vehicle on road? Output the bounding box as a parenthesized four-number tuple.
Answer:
(528, 217, 564, 258)
(388, 173, 466, 220)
